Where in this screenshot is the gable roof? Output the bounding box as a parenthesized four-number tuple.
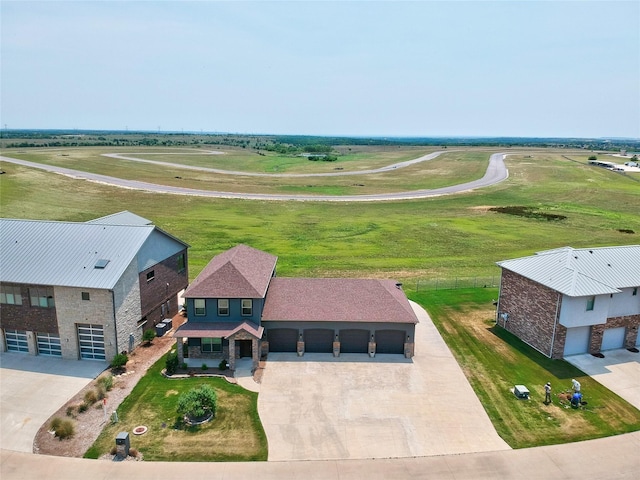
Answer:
(174, 321, 263, 339)
(262, 278, 419, 324)
(497, 245, 640, 297)
(184, 244, 277, 299)
(0, 212, 188, 290)
(87, 211, 152, 225)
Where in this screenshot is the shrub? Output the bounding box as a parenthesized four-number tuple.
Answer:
(84, 389, 98, 405)
(181, 362, 188, 370)
(110, 353, 128, 372)
(128, 448, 139, 458)
(66, 405, 77, 418)
(78, 403, 88, 413)
(98, 374, 114, 391)
(219, 359, 228, 371)
(177, 384, 217, 420)
(50, 417, 75, 440)
(143, 328, 156, 344)
(165, 351, 179, 375)
(110, 446, 117, 455)
(588, 155, 597, 160)
(201, 363, 208, 371)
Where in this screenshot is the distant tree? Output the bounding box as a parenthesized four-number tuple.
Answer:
(588, 155, 597, 161)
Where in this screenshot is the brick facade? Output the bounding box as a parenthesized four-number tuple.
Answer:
(590, 314, 640, 352)
(0, 284, 58, 334)
(497, 270, 564, 358)
(139, 249, 188, 326)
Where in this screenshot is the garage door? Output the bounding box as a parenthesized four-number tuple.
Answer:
(77, 324, 106, 360)
(375, 330, 405, 354)
(4, 329, 28, 353)
(340, 329, 369, 353)
(304, 329, 334, 353)
(564, 326, 591, 356)
(602, 327, 626, 351)
(37, 333, 62, 357)
(267, 328, 298, 353)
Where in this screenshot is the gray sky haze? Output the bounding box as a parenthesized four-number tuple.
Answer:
(1, 1, 638, 138)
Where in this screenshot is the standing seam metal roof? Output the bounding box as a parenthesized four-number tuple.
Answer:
(0, 213, 187, 290)
(497, 245, 640, 296)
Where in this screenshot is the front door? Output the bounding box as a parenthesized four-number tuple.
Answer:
(238, 339, 252, 358)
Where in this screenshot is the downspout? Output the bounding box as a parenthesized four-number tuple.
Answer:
(550, 292, 561, 358)
(111, 290, 119, 356)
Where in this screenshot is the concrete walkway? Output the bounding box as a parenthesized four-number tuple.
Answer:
(2, 431, 639, 479)
(566, 349, 640, 410)
(257, 302, 510, 461)
(0, 353, 107, 453)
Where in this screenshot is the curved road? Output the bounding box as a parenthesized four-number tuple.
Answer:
(0, 151, 509, 202)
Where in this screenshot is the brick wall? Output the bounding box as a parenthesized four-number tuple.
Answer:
(498, 270, 564, 358)
(590, 314, 640, 352)
(0, 284, 58, 334)
(138, 249, 188, 325)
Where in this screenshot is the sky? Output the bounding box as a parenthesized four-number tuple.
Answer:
(1, 1, 638, 138)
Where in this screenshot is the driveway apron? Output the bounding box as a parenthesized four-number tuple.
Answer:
(258, 301, 510, 461)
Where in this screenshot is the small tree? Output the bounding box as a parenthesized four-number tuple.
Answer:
(110, 353, 128, 373)
(142, 328, 156, 345)
(165, 351, 179, 375)
(588, 155, 597, 161)
(177, 384, 217, 422)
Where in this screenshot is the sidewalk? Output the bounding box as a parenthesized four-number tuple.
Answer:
(2, 430, 639, 479)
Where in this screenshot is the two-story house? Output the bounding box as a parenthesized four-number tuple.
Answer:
(496, 245, 640, 358)
(0, 211, 189, 362)
(174, 244, 419, 371)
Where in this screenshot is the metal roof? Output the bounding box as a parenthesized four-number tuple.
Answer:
(497, 245, 640, 296)
(87, 211, 152, 225)
(0, 213, 187, 290)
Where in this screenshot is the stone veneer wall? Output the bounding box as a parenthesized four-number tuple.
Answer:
(590, 314, 640, 352)
(55, 286, 115, 360)
(498, 269, 565, 358)
(112, 259, 143, 355)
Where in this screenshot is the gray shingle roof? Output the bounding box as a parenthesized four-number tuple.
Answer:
(184, 244, 277, 299)
(497, 245, 640, 296)
(262, 278, 419, 324)
(0, 213, 188, 290)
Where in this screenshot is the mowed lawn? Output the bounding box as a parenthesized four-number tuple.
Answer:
(410, 289, 640, 448)
(84, 353, 267, 462)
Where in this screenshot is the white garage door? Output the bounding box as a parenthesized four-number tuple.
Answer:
(564, 326, 591, 356)
(4, 329, 28, 353)
(77, 324, 106, 360)
(37, 333, 62, 357)
(601, 327, 626, 351)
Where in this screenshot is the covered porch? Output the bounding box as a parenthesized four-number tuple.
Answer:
(173, 321, 263, 371)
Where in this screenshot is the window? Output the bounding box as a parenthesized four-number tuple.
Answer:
(633, 287, 638, 296)
(201, 337, 222, 353)
(30, 287, 55, 308)
(241, 299, 252, 316)
(137, 316, 148, 327)
(177, 253, 186, 273)
(81, 292, 90, 301)
(146, 270, 155, 282)
(218, 299, 229, 316)
(0, 285, 22, 305)
(194, 299, 206, 316)
(586, 296, 595, 311)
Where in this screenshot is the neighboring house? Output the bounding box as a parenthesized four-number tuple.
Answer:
(175, 244, 418, 370)
(0, 211, 189, 362)
(496, 245, 640, 358)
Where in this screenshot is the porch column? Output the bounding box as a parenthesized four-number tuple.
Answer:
(228, 338, 236, 371)
(176, 337, 184, 363)
(252, 338, 259, 371)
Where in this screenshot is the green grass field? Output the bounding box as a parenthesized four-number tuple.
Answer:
(84, 354, 267, 461)
(409, 289, 640, 448)
(1, 147, 638, 282)
(2, 143, 638, 450)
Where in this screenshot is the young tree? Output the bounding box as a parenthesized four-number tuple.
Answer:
(177, 384, 217, 421)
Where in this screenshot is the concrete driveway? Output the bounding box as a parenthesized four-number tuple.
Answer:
(565, 349, 640, 410)
(0, 353, 107, 452)
(258, 302, 510, 461)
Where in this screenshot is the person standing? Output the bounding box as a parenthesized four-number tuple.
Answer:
(544, 382, 552, 404)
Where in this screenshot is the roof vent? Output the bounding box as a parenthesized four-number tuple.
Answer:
(94, 259, 110, 269)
